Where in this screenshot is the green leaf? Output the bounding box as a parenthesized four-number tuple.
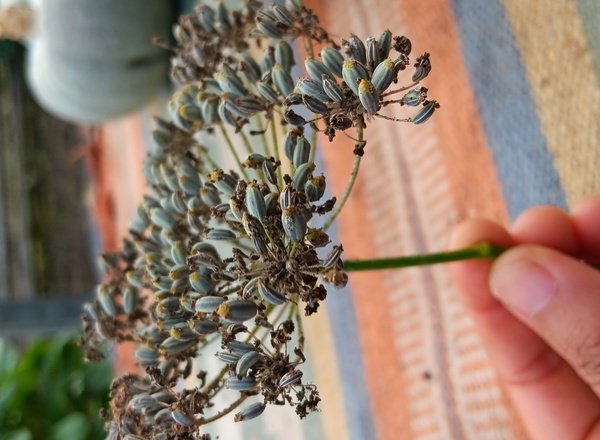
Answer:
(49, 413, 89, 440)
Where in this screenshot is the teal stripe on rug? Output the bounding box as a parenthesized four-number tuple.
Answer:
(449, 0, 567, 218)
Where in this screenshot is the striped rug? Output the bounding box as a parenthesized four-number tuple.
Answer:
(301, 0, 600, 439)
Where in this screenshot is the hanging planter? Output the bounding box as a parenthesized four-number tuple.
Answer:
(1, 0, 174, 122)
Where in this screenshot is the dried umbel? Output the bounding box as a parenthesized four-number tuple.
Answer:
(80, 1, 437, 438)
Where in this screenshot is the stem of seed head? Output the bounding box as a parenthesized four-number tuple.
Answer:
(343, 242, 507, 271)
(269, 116, 283, 187)
(256, 115, 272, 158)
(219, 124, 250, 180)
(239, 127, 255, 155)
(380, 80, 420, 98)
(198, 394, 248, 426)
(322, 124, 364, 231)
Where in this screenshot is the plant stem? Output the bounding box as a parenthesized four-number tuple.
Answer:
(270, 116, 283, 187)
(322, 124, 364, 231)
(198, 394, 248, 425)
(239, 128, 255, 155)
(256, 115, 271, 158)
(219, 124, 250, 180)
(343, 242, 506, 272)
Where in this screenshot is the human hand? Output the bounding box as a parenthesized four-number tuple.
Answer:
(450, 196, 600, 440)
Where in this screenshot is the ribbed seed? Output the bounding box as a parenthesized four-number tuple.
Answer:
(226, 376, 257, 391)
(256, 14, 282, 38)
(217, 299, 258, 322)
(294, 77, 328, 102)
(259, 46, 275, 74)
(156, 296, 181, 316)
(227, 340, 255, 354)
(242, 277, 260, 299)
(257, 278, 286, 305)
(283, 130, 298, 161)
(272, 64, 294, 96)
(346, 34, 367, 64)
(122, 286, 138, 316)
(304, 57, 334, 81)
(216, 351, 241, 364)
(190, 242, 221, 262)
(160, 337, 196, 356)
(358, 79, 379, 115)
(342, 59, 369, 96)
(321, 76, 344, 102)
(232, 96, 264, 118)
(189, 270, 215, 294)
(243, 153, 266, 169)
(279, 369, 303, 388)
(279, 184, 293, 210)
(200, 185, 221, 206)
(195, 296, 226, 313)
(256, 81, 280, 104)
(218, 98, 238, 125)
(322, 244, 344, 268)
(321, 47, 345, 77)
(150, 207, 176, 231)
(170, 323, 198, 341)
(262, 159, 277, 186)
(171, 408, 195, 427)
(245, 184, 266, 222)
(401, 87, 427, 107)
(134, 347, 161, 366)
(371, 58, 396, 93)
(302, 94, 329, 114)
(170, 241, 187, 266)
(236, 351, 261, 376)
(305, 175, 326, 202)
(293, 137, 311, 168)
(215, 69, 246, 97)
(237, 52, 261, 84)
(234, 402, 266, 422)
(281, 206, 307, 242)
(209, 170, 238, 197)
(366, 37, 381, 69)
(97, 285, 116, 317)
(200, 96, 218, 124)
(189, 318, 220, 335)
(275, 40, 295, 73)
(293, 162, 315, 190)
(377, 29, 392, 60)
(169, 264, 190, 281)
(206, 229, 237, 240)
(412, 101, 438, 125)
(271, 3, 295, 26)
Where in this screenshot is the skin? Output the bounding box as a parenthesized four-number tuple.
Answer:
(450, 196, 600, 440)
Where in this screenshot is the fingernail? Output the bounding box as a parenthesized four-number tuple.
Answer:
(490, 259, 556, 317)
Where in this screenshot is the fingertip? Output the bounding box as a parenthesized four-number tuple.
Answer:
(449, 219, 513, 310)
(511, 206, 579, 255)
(571, 196, 600, 263)
(449, 218, 513, 250)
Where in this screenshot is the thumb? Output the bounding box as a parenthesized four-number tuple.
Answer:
(490, 245, 600, 396)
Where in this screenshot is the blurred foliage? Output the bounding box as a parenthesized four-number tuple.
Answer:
(0, 40, 21, 61)
(0, 335, 112, 440)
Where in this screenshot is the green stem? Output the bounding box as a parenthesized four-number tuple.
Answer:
(239, 127, 255, 155)
(270, 116, 283, 187)
(198, 394, 247, 425)
(219, 124, 249, 180)
(323, 124, 364, 231)
(256, 115, 271, 158)
(343, 242, 506, 272)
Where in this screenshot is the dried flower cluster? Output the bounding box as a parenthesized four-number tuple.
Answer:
(79, 0, 437, 439)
